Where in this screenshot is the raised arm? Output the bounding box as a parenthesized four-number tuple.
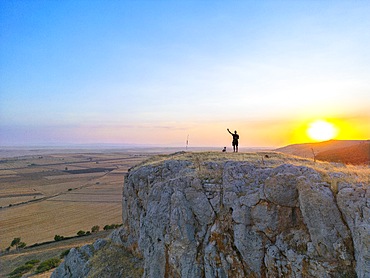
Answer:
(227, 128, 233, 135)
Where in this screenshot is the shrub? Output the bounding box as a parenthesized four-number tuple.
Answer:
(103, 223, 123, 230)
(8, 264, 33, 278)
(25, 259, 40, 266)
(18, 242, 26, 248)
(8, 260, 39, 278)
(54, 235, 64, 241)
(60, 249, 70, 259)
(91, 225, 100, 233)
(77, 230, 86, 236)
(35, 258, 61, 274)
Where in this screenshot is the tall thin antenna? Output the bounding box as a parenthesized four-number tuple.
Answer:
(186, 134, 189, 150)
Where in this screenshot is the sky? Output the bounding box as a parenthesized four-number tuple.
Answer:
(1, 0, 369, 148)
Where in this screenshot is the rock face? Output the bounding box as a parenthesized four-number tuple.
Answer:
(53, 153, 369, 278)
(51, 242, 102, 278)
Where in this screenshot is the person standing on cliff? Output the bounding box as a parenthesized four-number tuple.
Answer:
(227, 128, 239, 152)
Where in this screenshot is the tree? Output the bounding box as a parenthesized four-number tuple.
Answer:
(311, 148, 317, 162)
(10, 237, 26, 250)
(11, 237, 21, 248)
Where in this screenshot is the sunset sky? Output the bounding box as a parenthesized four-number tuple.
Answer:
(1, 1, 369, 148)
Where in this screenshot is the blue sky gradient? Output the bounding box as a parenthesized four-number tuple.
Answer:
(1, 1, 369, 147)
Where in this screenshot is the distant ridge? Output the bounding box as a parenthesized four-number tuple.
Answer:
(275, 140, 369, 165)
(316, 141, 370, 165)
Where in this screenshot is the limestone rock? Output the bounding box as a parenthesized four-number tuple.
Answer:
(51, 246, 93, 278)
(52, 154, 367, 278)
(264, 172, 298, 207)
(337, 186, 370, 278)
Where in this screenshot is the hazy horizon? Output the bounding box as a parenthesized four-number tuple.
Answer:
(1, 1, 369, 147)
(0, 139, 370, 149)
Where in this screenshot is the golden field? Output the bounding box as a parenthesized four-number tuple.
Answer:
(0, 150, 152, 251)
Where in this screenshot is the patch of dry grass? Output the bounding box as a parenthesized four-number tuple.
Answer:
(88, 241, 143, 278)
(135, 151, 369, 186)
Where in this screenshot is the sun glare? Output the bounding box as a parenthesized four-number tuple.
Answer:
(307, 120, 337, 141)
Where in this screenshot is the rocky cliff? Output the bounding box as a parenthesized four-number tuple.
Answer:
(52, 152, 369, 278)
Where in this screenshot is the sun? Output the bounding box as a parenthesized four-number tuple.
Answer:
(307, 120, 338, 141)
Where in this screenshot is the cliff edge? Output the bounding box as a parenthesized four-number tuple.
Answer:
(53, 152, 369, 278)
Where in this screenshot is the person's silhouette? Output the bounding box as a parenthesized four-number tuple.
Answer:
(227, 128, 239, 152)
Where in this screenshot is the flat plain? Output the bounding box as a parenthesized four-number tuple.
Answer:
(0, 148, 156, 251)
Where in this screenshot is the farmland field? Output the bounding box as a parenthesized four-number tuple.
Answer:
(0, 148, 159, 251)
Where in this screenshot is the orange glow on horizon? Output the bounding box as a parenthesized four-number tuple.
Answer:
(307, 120, 338, 141)
(55, 115, 369, 148)
(290, 115, 369, 145)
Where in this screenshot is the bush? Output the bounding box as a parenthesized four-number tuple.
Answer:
(91, 225, 100, 233)
(54, 235, 64, 241)
(8, 260, 39, 278)
(77, 230, 86, 236)
(18, 242, 26, 248)
(60, 249, 70, 259)
(35, 258, 61, 274)
(8, 264, 33, 278)
(103, 223, 122, 230)
(25, 259, 40, 266)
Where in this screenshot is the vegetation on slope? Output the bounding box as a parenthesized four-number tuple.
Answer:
(275, 140, 369, 165)
(87, 242, 143, 278)
(316, 141, 369, 165)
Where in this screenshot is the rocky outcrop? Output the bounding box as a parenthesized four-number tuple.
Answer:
(51, 238, 144, 278)
(51, 241, 103, 278)
(53, 153, 369, 277)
